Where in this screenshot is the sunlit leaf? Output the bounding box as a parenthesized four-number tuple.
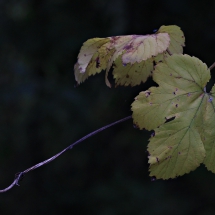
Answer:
(112, 33, 170, 64)
(131, 54, 214, 179)
(74, 38, 112, 84)
(76, 38, 110, 73)
(74, 25, 185, 87)
(112, 25, 185, 86)
(157, 25, 185, 54)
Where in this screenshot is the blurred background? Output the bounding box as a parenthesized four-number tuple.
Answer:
(0, 0, 215, 214)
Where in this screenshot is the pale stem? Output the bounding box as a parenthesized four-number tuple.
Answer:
(209, 62, 215, 70)
(0, 116, 132, 193)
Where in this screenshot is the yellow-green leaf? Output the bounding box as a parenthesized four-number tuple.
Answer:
(74, 25, 185, 87)
(111, 25, 184, 86)
(111, 33, 170, 64)
(132, 54, 213, 179)
(157, 25, 185, 54)
(77, 38, 110, 73)
(74, 38, 112, 84)
(112, 57, 153, 87)
(202, 85, 215, 172)
(148, 112, 206, 179)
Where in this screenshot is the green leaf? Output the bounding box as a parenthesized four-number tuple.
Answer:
(202, 85, 215, 172)
(74, 25, 185, 87)
(157, 25, 185, 54)
(112, 57, 153, 87)
(131, 54, 214, 179)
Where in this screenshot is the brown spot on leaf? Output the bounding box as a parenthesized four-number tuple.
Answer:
(96, 57, 100, 68)
(124, 44, 133, 50)
(111, 36, 121, 44)
(145, 92, 151, 97)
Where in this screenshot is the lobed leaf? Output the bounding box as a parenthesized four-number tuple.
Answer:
(131, 54, 215, 179)
(202, 85, 215, 172)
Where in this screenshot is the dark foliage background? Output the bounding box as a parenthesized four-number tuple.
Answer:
(1, 0, 215, 214)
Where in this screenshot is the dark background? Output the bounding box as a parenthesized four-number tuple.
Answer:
(0, 0, 215, 214)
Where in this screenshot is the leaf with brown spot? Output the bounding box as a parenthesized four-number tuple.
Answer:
(74, 25, 185, 87)
(132, 54, 215, 179)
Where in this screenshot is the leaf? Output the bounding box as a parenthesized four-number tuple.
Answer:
(76, 38, 110, 73)
(157, 25, 185, 54)
(74, 38, 112, 84)
(106, 33, 170, 87)
(202, 85, 215, 172)
(112, 51, 170, 87)
(112, 33, 170, 64)
(112, 57, 154, 87)
(111, 25, 185, 86)
(74, 25, 185, 87)
(131, 54, 215, 179)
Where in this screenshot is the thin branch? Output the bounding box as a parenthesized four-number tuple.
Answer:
(0, 115, 132, 193)
(209, 62, 215, 70)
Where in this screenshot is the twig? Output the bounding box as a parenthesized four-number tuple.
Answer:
(0, 115, 132, 193)
(209, 62, 215, 70)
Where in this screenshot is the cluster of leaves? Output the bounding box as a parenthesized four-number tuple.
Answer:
(74, 25, 184, 87)
(75, 25, 215, 180)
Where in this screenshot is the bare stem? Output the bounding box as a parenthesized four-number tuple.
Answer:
(209, 62, 215, 70)
(0, 115, 132, 193)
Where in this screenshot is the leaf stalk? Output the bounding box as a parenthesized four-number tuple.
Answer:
(0, 116, 132, 193)
(209, 62, 215, 70)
